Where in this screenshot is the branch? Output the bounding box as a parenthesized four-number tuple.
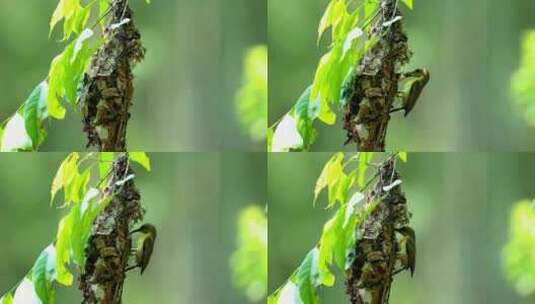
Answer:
(79, 0, 145, 151)
(343, 0, 411, 151)
(345, 157, 414, 303)
(79, 154, 144, 303)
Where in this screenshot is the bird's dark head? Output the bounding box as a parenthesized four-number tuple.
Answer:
(131, 223, 157, 238)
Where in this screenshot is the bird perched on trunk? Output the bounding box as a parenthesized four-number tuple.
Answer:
(395, 226, 416, 276)
(391, 69, 430, 117)
(127, 224, 157, 274)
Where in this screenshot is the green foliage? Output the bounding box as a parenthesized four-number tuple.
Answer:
(129, 152, 152, 171)
(0, 152, 151, 303)
(511, 30, 535, 126)
(269, 0, 415, 152)
(230, 205, 268, 302)
(269, 152, 404, 303)
(236, 45, 267, 142)
(0, 0, 148, 150)
(48, 29, 96, 119)
(32, 245, 58, 304)
(503, 200, 535, 296)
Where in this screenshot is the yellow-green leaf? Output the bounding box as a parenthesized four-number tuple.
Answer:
(129, 152, 151, 171)
(51, 153, 80, 204)
(402, 0, 414, 9)
(55, 214, 74, 286)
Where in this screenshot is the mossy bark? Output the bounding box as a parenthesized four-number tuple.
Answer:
(78, 1, 145, 302)
(79, 0, 145, 151)
(343, 0, 410, 151)
(345, 157, 414, 304)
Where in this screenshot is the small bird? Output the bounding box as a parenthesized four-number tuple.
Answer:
(127, 224, 157, 274)
(391, 69, 430, 117)
(396, 226, 416, 276)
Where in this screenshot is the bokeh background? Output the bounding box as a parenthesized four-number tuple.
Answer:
(269, 152, 535, 303)
(0, 0, 266, 151)
(0, 153, 266, 303)
(269, 0, 535, 151)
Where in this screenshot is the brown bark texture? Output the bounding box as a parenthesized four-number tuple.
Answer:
(345, 157, 414, 304)
(78, 1, 146, 302)
(343, 0, 410, 151)
(79, 155, 144, 304)
(79, 0, 145, 151)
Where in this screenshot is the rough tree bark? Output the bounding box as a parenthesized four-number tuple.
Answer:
(79, 155, 144, 303)
(345, 157, 414, 304)
(343, 0, 411, 151)
(78, 1, 146, 302)
(79, 0, 145, 151)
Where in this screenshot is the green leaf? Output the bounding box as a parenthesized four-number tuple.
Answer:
(32, 245, 57, 304)
(99, 152, 115, 180)
(267, 127, 274, 152)
(129, 152, 151, 171)
(51, 153, 80, 205)
(503, 200, 535, 296)
(47, 29, 95, 118)
(50, 0, 86, 37)
(314, 152, 345, 206)
(296, 248, 320, 304)
(402, 0, 414, 10)
(398, 152, 408, 162)
(0, 292, 13, 304)
(357, 152, 373, 187)
(22, 81, 49, 149)
(69, 204, 85, 267)
(318, 208, 344, 286)
(294, 86, 319, 150)
(55, 214, 74, 286)
(65, 167, 91, 205)
(0, 113, 33, 152)
(47, 53, 67, 119)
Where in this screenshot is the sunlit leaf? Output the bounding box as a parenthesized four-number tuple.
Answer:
(314, 152, 344, 206)
(503, 200, 535, 296)
(402, 0, 414, 10)
(99, 152, 115, 180)
(31, 245, 57, 304)
(22, 81, 49, 149)
(0, 292, 13, 304)
(296, 248, 320, 304)
(129, 152, 151, 171)
(398, 152, 408, 162)
(51, 153, 80, 205)
(55, 214, 74, 286)
(357, 152, 373, 187)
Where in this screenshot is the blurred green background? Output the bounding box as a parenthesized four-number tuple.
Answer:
(0, 0, 266, 151)
(0, 152, 266, 303)
(269, 153, 535, 303)
(269, 0, 535, 151)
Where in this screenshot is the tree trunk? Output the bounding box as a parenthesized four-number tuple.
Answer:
(78, 1, 145, 302)
(345, 157, 414, 303)
(343, 0, 410, 151)
(79, 0, 145, 151)
(79, 155, 144, 303)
